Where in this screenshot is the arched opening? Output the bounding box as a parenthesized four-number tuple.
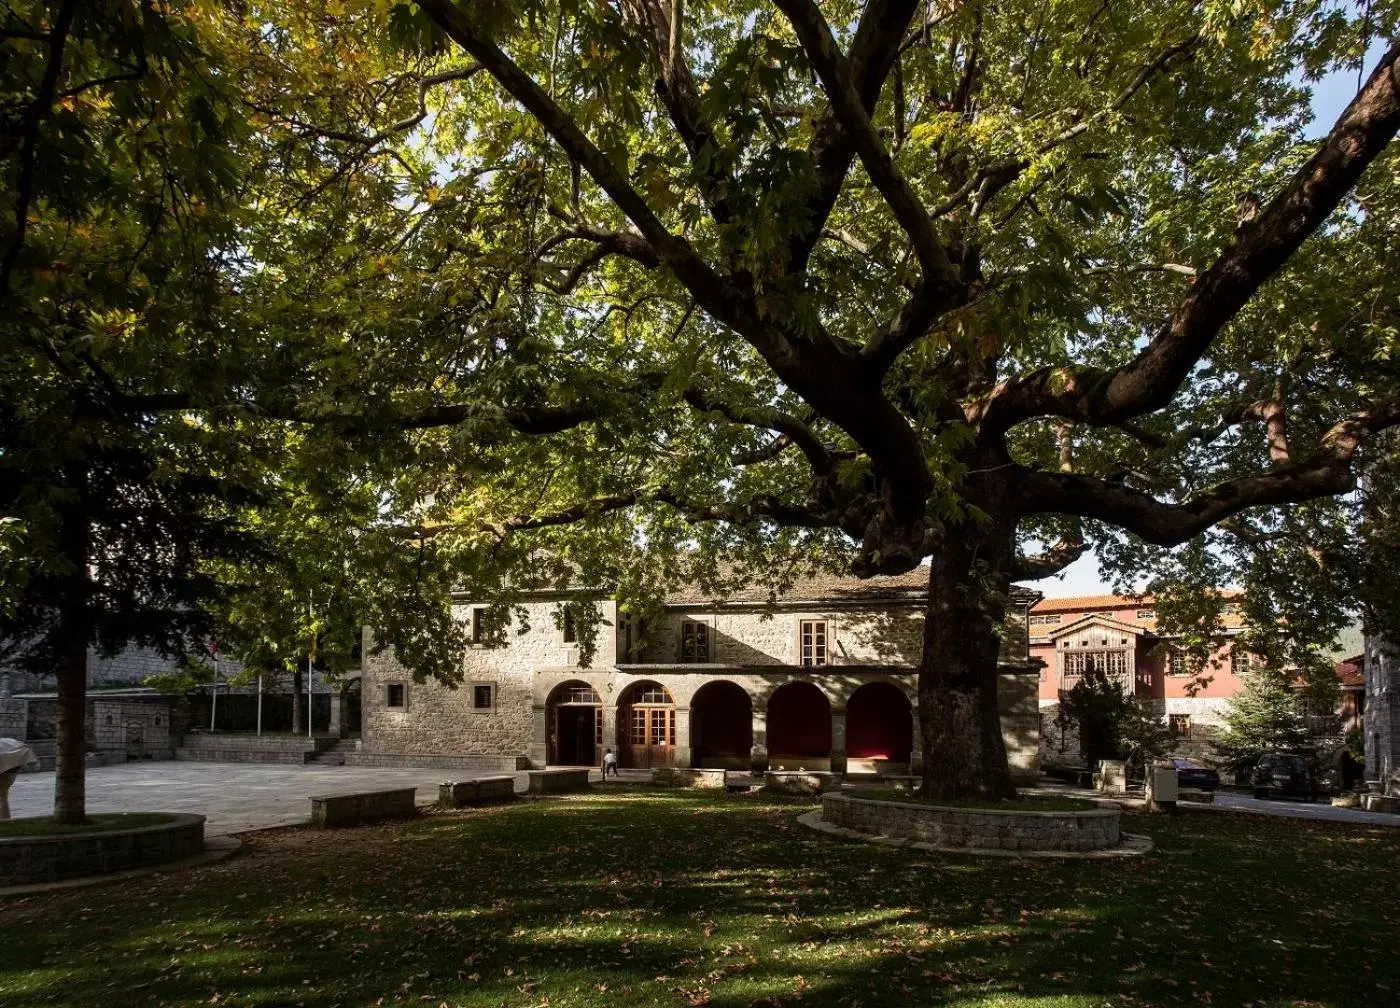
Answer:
(846, 681, 913, 771)
(547, 681, 602, 767)
(617, 681, 676, 769)
(691, 680, 752, 769)
(767, 681, 832, 770)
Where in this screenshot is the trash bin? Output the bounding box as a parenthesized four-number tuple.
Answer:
(1148, 763, 1178, 809)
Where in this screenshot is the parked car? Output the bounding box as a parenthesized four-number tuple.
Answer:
(1251, 752, 1317, 800)
(1171, 758, 1220, 791)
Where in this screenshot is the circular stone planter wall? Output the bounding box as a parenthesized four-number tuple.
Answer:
(0, 814, 205, 887)
(821, 793, 1119, 852)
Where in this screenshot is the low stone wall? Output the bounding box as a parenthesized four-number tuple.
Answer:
(0, 814, 205, 887)
(764, 771, 843, 795)
(177, 733, 328, 763)
(1365, 795, 1400, 814)
(344, 752, 528, 772)
(526, 768, 590, 794)
(821, 793, 1120, 852)
(439, 776, 516, 807)
(652, 767, 727, 789)
(311, 787, 418, 828)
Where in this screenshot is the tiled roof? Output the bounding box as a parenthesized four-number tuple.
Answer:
(664, 568, 1041, 606)
(1335, 656, 1365, 688)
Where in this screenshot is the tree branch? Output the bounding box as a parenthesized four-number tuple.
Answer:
(1015, 398, 1400, 544)
(415, 0, 757, 337)
(534, 223, 661, 293)
(775, 0, 956, 293)
(978, 38, 1400, 434)
(682, 387, 832, 473)
(789, 0, 924, 275)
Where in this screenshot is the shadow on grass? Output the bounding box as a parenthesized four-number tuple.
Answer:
(2, 789, 1398, 1007)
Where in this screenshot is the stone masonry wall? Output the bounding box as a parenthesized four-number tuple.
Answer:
(823, 793, 1120, 851)
(361, 599, 608, 759)
(640, 604, 924, 667)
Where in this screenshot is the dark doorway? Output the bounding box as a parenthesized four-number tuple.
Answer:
(344, 679, 362, 735)
(547, 682, 602, 766)
(767, 681, 832, 767)
(692, 680, 753, 768)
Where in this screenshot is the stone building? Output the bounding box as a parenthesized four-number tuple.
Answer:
(358, 572, 1043, 782)
(1364, 636, 1400, 794)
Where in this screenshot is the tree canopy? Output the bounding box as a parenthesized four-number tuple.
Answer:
(4, 0, 1400, 804)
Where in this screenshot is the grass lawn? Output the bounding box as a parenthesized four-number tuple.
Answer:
(1, 788, 1396, 1007)
(0, 813, 175, 838)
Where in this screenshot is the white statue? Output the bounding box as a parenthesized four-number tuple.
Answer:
(0, 738, 38, 820)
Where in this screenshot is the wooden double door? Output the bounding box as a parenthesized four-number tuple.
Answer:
(619, 684, 676, 768)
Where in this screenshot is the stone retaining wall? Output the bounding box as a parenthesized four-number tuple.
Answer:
(343, 752, 528, 772)
(821, 793, 1120, 852)
(311, 788, 418, 828)
(0, 814, 205, 887)
(176, 734, 321, 764)
(439, 776, 516, 807)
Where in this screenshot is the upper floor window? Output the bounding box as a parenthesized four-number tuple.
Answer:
(562, 605, 577, 643)
(386, 683, 406, 708)
(1167, 650, 1193, 677)
(1234, 651, 1253, 675)
(800, 620, 829, 667)
(680, 621, 710, 663)
(1029, 614, 1062, 625)
(470, 607, 488, 645)
(1063, 650, 1128, 678)
(1137, 608, 1156, 620)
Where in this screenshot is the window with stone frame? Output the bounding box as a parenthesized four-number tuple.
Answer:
(386, 683, 406, 708)
(470, 607, 489, 645)
(1169, 713, 1191, 736)
(561, 605, 577, 643)
(680, 620, 710, 662)
(470, 682, 495, 711)
(800, 620, 829, 667)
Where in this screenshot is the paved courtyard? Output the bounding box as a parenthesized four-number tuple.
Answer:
(6, 762, 498, 835)
(1212, 790, 1400, 826)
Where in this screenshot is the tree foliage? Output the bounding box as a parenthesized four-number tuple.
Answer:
(1212, 670, 1312, 765)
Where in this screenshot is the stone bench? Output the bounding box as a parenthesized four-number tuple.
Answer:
(310, 787, 418, 828)
(526, 768, 591, 794)
(439, 776, 516, 807)
(1365, 794, 1400, 814)
(652, 767, 727, 789)
(1178, 788, 1215, 804)
(763, 771, 844, 795)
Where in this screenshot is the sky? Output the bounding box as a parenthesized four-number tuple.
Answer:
(1035, 37, 1391, 599)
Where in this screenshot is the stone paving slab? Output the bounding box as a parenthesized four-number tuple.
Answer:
(6, 763, 491, 836)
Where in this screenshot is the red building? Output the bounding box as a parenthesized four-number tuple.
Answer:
(1032, 594, 1248, 746)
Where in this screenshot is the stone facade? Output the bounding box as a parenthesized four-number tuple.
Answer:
(360, 574, 1042, 781)
(821, 792, 1121, 851)
(1365, 635, 1400, 794)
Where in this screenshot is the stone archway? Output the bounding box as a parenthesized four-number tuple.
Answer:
(547, 681, 602, 767)
(766, 681, 832, 770)
(616, 681, 676, 769)
(691, 680, 752, 769)
(846, 681, 913, 772)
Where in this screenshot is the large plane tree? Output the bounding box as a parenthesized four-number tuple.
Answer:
(330, 0, 1394, 799)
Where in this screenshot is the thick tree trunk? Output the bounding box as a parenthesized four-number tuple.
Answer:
(53, 505, 90, 825)
(918, 537, 1017, 801)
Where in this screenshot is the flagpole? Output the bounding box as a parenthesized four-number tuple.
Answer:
(209, 646, 219, 732)
(256, 674, 263, 737)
